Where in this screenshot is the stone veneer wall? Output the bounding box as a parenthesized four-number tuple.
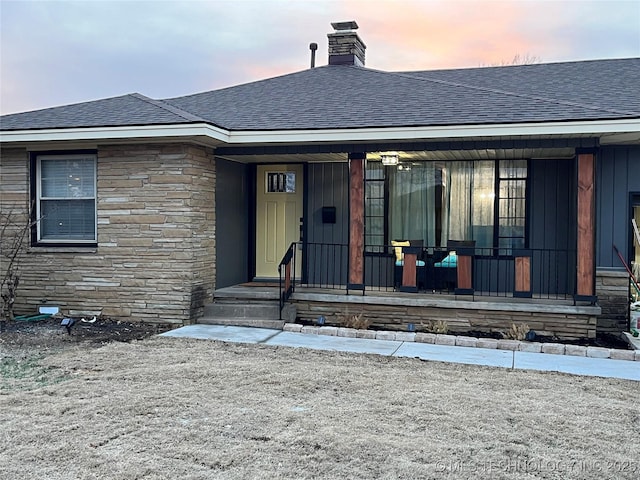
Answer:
(0, 144, 216, 324)
(596, 269, 630, 334)
(292, 299, 598, 339)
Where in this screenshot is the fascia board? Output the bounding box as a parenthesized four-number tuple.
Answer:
(226, 119, 640, 144)
(1, 118, 639, 146)
(0, 123, 230, 144)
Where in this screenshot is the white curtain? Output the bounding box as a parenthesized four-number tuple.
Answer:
(444, 161, 494, 247)
(389, 163, 436, 245)
(445, 161, 473, 243)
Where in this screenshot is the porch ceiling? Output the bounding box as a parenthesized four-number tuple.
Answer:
(216, 146, 577, 164)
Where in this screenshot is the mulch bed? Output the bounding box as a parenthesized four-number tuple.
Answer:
(0, 316, 172, 355)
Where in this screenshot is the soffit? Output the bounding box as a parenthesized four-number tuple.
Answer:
(216, 146, 577, 164)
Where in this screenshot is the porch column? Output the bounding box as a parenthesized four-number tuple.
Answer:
(514, 249, 532, 298)
(348, 152, 366, 291)
(575, 150, 597, 302)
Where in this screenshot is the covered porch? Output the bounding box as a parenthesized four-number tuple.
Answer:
(216, 138, 601, 339)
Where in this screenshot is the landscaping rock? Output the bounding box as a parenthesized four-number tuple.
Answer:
(541, 343, 565, 355)
(283, 323, 302, 333)
(356, 330, 377, 339)
(586, 346, 611, 359)
(394, 332, 416, 342)
(435, 334, 456, 346)
(455, 336, 478, 348)
(375, 331, 396, 341)
(497, 339, 520, 351)
(518, 342, 542, 353)
(610, 349, 635, 361)
(301, 326, 320, 335)
(337, 327, 358, 338)
(318, 326, 338, 336)
(564, 345, 587, 356)
(476, 338, 498, 349)
(415, 333, 436, 344)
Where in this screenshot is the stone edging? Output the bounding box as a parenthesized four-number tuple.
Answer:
(283, 323, 640, 362)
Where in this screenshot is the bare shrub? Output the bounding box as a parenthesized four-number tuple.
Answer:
(336, 312, 370, 330)
(503, 322, 531, 340)
(1, 211, 29, 321)
(421, 319, 448, 334)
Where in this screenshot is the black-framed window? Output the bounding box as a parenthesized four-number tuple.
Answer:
(497, 160, 527, 251)
(364, 158, 528, 253)
(364, 161, 386, 252)
(32, 152, 97, 244)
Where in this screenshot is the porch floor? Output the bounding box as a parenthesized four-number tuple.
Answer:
(214, 283, 600, 316)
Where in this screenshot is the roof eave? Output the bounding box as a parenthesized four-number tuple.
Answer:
(0, 123, 230, 147)
(1, 118, 639, 148)
(226, 118, 640, 145)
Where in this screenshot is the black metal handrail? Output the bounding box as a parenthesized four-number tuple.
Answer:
(298, 242, 577, 300)
(278, 242, 296, 319)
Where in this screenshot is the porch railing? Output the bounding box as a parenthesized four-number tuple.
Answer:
(298, 242, 577, 300)
(278, 242, 296, 320)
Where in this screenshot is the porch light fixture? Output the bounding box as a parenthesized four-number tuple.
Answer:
(380, 152, 399, 166)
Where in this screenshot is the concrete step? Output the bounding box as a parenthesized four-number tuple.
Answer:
(200, 301, 296, 326)
(214, 286, 280, 301)
(203, 302, 277, 319)
(197, 317, 285, 330)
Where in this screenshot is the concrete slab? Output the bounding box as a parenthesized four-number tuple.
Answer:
(160, 325, 280, 344)
(264, 331, 402, 355)
(159, 325, 639, 382)
(514, 351, 640, 381)
(394, 342, 514, 368)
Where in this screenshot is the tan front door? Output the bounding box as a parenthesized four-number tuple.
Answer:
(255, 164, 304, 279)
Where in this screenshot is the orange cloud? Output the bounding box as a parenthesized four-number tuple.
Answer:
(331, 0, 566, 70)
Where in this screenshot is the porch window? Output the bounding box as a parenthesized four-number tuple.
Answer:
(365, 159, 527, 252)
(498, 160, 527, 251)
(35, 153, 97, 243)
(365, 161, 386, 251)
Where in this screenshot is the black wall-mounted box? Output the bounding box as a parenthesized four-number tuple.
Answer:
(322, 206, 336, 224)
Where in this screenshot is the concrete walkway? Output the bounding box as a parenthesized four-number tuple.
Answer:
(161, 325, 640, 382)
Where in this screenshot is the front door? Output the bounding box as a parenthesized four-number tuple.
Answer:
(255, 164, 303, 279)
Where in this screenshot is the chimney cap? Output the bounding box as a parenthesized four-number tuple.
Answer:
(331, 21, 358, 32)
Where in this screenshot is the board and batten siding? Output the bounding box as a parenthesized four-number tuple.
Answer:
(215, 158, 250, 288)
(595, 145, 640, 332)
(596, 145, 640, 268)
(305, 163, 350, 286)
(528, 158, 577, 296)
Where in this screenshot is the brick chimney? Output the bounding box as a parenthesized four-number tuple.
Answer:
(328, 21, 366, 66)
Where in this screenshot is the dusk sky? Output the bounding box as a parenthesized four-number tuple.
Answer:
(1, 0, 639, 115)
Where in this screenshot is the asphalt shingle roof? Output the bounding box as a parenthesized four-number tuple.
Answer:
(2, 58, 639, 132)
(0, 93, 205, 131)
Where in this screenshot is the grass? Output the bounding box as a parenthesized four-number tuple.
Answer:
(0, 354, 68, 391)
(1, 337, 638, 479)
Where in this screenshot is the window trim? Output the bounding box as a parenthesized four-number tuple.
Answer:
(30, 150, 98, 247)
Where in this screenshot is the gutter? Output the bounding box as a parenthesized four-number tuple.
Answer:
(1, 118, 639, 147)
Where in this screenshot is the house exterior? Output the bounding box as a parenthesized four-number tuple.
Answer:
(1, 22, 639, 338)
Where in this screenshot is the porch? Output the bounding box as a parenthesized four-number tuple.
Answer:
(268, 239, 600, 339)
(209, 281, 599, 340)
(213, 234, 601, 338)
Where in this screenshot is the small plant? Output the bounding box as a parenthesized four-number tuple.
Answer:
(503, 322, 530, 341)
(1, 206, 39, 322)
(421, 319, 448, 334)
(336, 311, 370, 330)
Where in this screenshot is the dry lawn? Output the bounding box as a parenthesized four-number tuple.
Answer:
(1, 336, 639, 479)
